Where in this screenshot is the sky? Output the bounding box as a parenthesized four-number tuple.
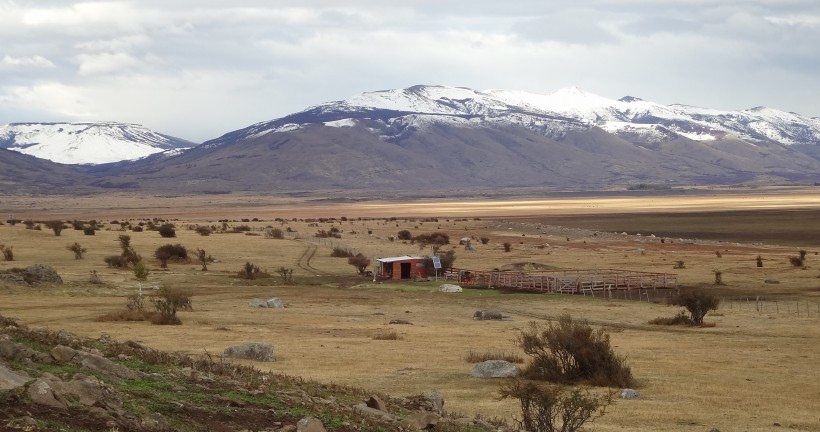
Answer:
(1, 1, 819, 143)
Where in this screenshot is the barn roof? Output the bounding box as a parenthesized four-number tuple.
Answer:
(376, 255, 427, 263)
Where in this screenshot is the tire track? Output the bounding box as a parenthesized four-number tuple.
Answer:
(296, 240, 324, 275)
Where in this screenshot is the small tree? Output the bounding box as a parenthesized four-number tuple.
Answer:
(67, 242, 87, 260)
(118, 234, 132, 250)
(276, 266, 294, 284)
(155, 250, 171, 268)
(756, 255, 763, 267)
(397, 230, 413, 241)
(133, 260, 150, 280)
(194, 248, 211, 271)
(150, 287, 191, 325)
(499, 380, 613, 432)
(158, 223, 176, 238)
(670, 289, 720, 326)
(239, 261, 263, 279)
(503, 242, 512, 252)
(45, 220, 65, 236)
(0, 244, 13, 261)
(713, 270, 723, 285)
(348, 253, 371, 275)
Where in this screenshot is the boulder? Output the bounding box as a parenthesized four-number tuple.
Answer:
(50, 345, 140, 380)
(0, 362, 31, 391)
(423, 390, 445, 415)
(439, 284, 463, 293)
(266, 297, 285, 308)
(353, 403, 397, 422)
(473, 310, 505, 320)
(366, 395, 387, 411)
(296, 416, 326, 432)
(402, 411, 439, 430)
(28, 377, 68, 409)
(469, 360, 520, 378)
(24, 264, 63, 284)
(223, 343, 275, 362)
(620, 388, 640, 399)
(249, 298, 268, 308)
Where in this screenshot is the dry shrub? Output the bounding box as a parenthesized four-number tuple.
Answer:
(264, 227, 284, 239)
(500, 380, 613, 432)
(149, 287, 191, 325)
(331, 246, 355, 257)
(648, 312, 693, 326)
(503, 242, 512, 252)
(195, 225, 212, 236)
(238, 262, 269, 279)
(158, 223, 176, 238)
(464, 349, 524, 364)
(372, 330, 401, 340)
(348, 253, 371, 275)
(104, 255, 129, 268)
(516, 315, 634, 388)
(480, 236, 490, 245)
(414, 231, 449, 245)
(789, 256, 804, 267)
(0, 244, 13, 261)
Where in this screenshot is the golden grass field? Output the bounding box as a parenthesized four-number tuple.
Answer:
(1, 188, 819, 431)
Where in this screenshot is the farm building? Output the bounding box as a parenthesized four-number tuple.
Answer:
(376, 256, 429, 280)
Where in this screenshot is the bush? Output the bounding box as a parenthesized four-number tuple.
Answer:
(195, 225, 212, 236)
(516, 315, 634, 387)
(756, 255, 763, 267)
(264, 227, 284, 239)
(104, 255, 129, 268)
(158, 223, 176, 238)
(423, 250, 456, 275)
(194, 248, 212, 271)
(276, 267, 294, 284)
(397, 230, 413, 240)
(464, 349, 524, 364)
(414, 232, 450, 245)
(503, 242, 512, 252)
(648, 312, 694, 326)
(713, 270, 723, 285)
(155, 244, 188, 260)
(66, 242, 87, 260)
(133, 260, 150, 280)
(118, 234, 132, 250)
(45, 220, 65, 236)
(238, 262, 267, 279)
(480, 236, 490, 245)
(83, 227, 96, 235)
(789, 256, 804, 267)
(149, 287, 191, 325)
(372, 330, 401, 340)
(348, 253, 371, 275)
(669, 289, 719, 326)
(0, 245, 13, 261)
(499, 380, 613, 432)
(331, 246, 356, 258)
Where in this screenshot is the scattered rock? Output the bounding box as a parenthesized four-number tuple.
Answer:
(249, 298, 268, 308)
(223, 343, 275, 362)
(423, 390, 445, 415)
(250, 297, 287, 308)
(620, 388, 640, 399)
(389, 319, 413, 325)
(366, 395, 387, 411)
(353, 403, 398, 422)
(0, 361, 31, 391)
(296, 416, 326, 432)
(51, 345, 141, 380)
(473, 310, 506, 320)
(28, 376, 68, 409)
(469, 360, 520, 378)
(402, 411, 439, 430)
(438, 284, 463, 293)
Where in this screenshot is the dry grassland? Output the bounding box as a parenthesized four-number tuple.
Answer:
(1, 190, 819, 431)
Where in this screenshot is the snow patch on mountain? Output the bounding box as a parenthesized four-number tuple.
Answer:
(0, 122, 192, 164)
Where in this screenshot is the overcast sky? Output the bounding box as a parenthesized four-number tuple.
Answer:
(1, 1, 819, 142)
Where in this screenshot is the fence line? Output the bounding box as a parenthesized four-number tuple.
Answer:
(725, 297, 820, 317)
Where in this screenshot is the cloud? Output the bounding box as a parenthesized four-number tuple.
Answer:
(1, 55, 55, 68)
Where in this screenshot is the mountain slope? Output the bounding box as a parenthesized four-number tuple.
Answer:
(0, 148, 91, 193)
(0, 122, 194, 165)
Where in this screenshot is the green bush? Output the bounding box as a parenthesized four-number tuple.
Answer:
(669, 289, 720, 326)
(499, 380, 613, 432)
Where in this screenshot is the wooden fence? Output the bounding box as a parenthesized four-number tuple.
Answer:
(443, 268, 677, 294)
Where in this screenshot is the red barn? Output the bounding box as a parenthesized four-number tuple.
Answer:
(376, 256, 428, 280)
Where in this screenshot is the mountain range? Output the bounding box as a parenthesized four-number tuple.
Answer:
(2, 85, 819, 194)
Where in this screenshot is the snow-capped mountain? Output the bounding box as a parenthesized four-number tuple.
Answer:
(208, 84, 820, 149)
(0, 122, 194, 165)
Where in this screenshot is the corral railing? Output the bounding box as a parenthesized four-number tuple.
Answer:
(443, 268, 677, 294)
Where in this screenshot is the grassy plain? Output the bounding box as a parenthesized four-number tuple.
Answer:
(1, 188, 819, 431)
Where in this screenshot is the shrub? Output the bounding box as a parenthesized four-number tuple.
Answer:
(238, 262, 266, 279)
(789, 256, 804, 267)
(89, 270, 103, 284)
(155, 244, 188, 260)
(715, 250, 722, 258)
(195, 226, 212, 236)
(104, 255, 129, 268)
(133, 261, 150, 280)
(264, 227, 284, 239)
(799, 249, 807, 260)
(314, 229, 341, 239)
(66, 242, 87, 260)
(331, 246, 356, 258)
(118, 234, 132, 250)
(194, 248, 212, 271)
(756, 255, 763, 267)
(71, 220, 84, 230)
(131, 225, 144, 232)
(503, 242, 512, 252)
(713, 270, 723, 285)
(149, 287, 191, 325)
(423, 250, 456, 275)
(673, 260, 685, 269)
(348, 253, 371, 275)
(499, 380, 613, 432)
(83, 227, 96, 235)
(397, 230, 413, 240)
(414, 232, 449, 245)
(276, 266, 294, 284)
(0, 245, 13, 261)
(464, 349, 524, 364)
(648, 312, 694, 326)
(45, 220, 65, 236)
(372, 330, 401, 340)
(516, 315, 634, 387)
(669, 289, 720, 326)
(480, 236, 490, 245)
(158, 223, 176, 238)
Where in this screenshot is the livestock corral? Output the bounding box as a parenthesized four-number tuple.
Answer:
(1, 190, 820, 432)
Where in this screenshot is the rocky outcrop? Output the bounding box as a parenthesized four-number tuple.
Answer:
(469, 360, 520, 378)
